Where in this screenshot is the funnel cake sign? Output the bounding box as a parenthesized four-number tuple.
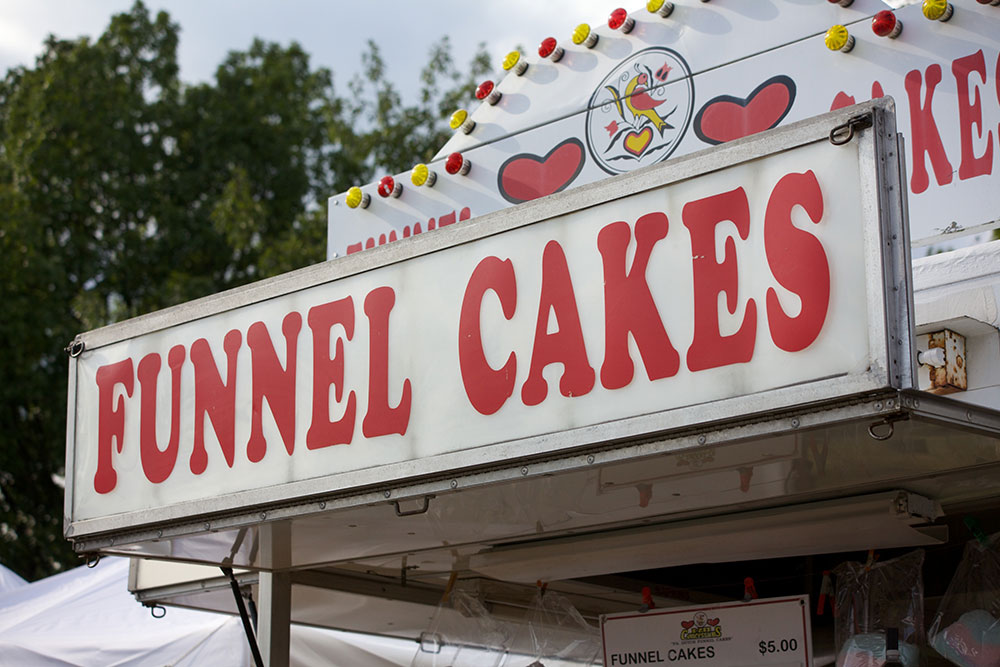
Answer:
(68, 123, 887, 529)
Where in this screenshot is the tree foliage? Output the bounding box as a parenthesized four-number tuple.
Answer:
(0, 1, 488, 579)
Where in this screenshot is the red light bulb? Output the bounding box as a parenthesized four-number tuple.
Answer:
(445, 152, 470, 176)
(608, 8, 635, 33)
(872, 10, 902, 38)
(976, 0, 1000, 5)
(538, 37, 564, 62)
(377, 175, 401, 198)
(476, 80, 501, 105)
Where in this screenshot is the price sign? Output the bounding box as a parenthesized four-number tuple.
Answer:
(601, 595, 812, 667)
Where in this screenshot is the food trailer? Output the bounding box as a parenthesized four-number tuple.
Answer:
(64, 1, 1000, 665)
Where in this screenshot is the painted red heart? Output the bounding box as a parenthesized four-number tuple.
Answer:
(707, 618, 720, 626)
(694, 75, 796, 145)
(681, 620, 695, 629)
(498, 138, 585, 204)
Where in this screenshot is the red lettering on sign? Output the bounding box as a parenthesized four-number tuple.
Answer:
(346, 208, 471, 255)
(597, 213, 679, 389)
(306, 297, 356, 449)
(137, 346, 185, 484)
(459, 256, 518, 415)
(764, 171, 830, 352)
(189, 330, 242, 475)
(246, 312, 302, 463)
(905, 64, 954, 194)
(94, 359, 134, 494)
(953, 50, 994, 181)
(683, 187, 757, 371)
(521, 241, 595, 406)
(362, 287, 412, 437)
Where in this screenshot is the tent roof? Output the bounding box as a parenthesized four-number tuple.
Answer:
(0, 557, 251, 666)
(0, 563, 27, 596)
(0, 557, 418, 665)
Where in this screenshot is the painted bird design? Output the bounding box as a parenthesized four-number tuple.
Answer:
(605, 71, 675, 135)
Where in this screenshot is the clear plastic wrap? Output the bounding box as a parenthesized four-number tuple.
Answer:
(411, 585, 511, 667)
(507, 590, 601, 667)
(928, 533, 1000, 667)
(834, 549, 925, 667)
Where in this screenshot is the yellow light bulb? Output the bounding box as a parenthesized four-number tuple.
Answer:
(502, 51, 521, 71)
(824, 25, 851, 51)
(647, 0, 674, 17)
(572, 23, 592, 45)
(449, 109, 468, 131)
(922, 0, 951, 21)
(345, 187, 364, 209)
(411, 164, 429, 186)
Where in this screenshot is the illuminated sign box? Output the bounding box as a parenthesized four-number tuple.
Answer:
(65, 99, 911, 540)
(328, 1, 1000, 258)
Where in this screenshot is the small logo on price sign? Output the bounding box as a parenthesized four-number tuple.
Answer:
(601, 595, 812, 666)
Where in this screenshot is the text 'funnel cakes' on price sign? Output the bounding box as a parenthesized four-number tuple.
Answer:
(601, 595, 812, 667)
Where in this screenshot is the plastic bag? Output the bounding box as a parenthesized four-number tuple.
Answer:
(834, 549, 925, 667)
(928, 533, 1000, 667)
(411, 584, 511, 667)
(506, 589, 601, 667)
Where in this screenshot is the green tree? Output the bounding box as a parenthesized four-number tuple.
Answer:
(0, 1, 489, 579)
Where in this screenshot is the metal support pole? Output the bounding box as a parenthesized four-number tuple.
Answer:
(258, 521, 292, 667)
(258, 571, 291, 667)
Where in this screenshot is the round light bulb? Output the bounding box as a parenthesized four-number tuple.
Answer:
(824, 25, 854, 52)
(449, 109, 476, 134)
(538, 37, 564, 61)
(872, 10, 902, 38)
(345, 186, 369, 209)
(502, 50, 528, 75)
(609, 8, 635, 33)
(475, 80, 494, 100)
(572, 23, 598, 48)
(445, 152, 470, 176)
(377, 175, 401, 198)
(922, 0, 953, 21)
(475, 80, 501, 105)
(411, 164, 436, 187)
(646, 0, 674, 17)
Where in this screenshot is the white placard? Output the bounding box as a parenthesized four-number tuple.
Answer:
(602, 596, 812, 667)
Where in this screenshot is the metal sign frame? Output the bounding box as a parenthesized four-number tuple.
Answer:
(64, 98, 911, 546)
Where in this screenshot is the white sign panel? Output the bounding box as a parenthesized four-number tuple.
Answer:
(601, 596, 813, 667)
(67, 107, 899, 534)
(328, 0, 1000, 257)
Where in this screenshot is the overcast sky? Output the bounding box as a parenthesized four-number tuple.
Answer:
(1, 1, 911, 104)
(0, 1, 621, 103)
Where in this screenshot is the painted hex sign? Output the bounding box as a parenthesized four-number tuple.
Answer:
(586, 47, 695, 175)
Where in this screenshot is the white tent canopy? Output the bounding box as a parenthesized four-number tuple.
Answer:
(0, 558, 251, 665)
(0, 558, 417, 666)
(0, 564, 26, 596)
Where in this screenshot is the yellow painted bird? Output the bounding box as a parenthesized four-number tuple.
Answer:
(605, 71, 674, 135)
